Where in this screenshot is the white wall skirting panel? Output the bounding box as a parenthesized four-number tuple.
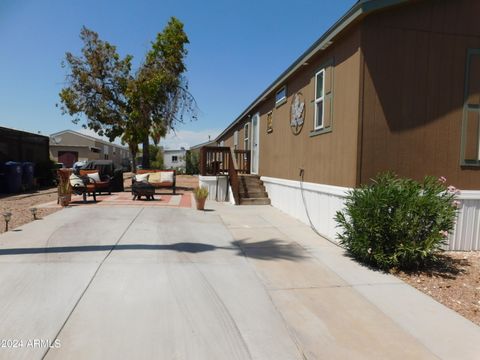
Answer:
(261, 176, 480, 251)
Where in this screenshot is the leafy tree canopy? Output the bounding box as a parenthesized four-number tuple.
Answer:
(59, 18, 196, 168)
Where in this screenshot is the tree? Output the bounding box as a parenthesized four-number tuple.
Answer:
(59, 27, 132, 141)
(150, 145, 164, 169)
(185, 150, 199, 175)
(59, 18, 196, 169)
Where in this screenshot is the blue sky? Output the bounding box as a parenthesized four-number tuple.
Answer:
(0, 0, 354, 149)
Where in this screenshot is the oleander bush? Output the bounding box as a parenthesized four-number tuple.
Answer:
(335, 173, 459, 270)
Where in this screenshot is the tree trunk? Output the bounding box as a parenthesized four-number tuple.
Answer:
(131, 151, 137, 173)
(142, 135, 150, 169)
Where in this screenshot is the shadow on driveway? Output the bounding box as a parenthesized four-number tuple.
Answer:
(0, 239, 308, 261)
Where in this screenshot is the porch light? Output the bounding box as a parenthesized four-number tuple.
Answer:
(30, 207, 38, 220)
(3, 212, 12, 232)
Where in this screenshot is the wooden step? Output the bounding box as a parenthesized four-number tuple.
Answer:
(239, 177, 263, 184)
(239, 198, 271, 205)
(239, 185, 266, 193)
(239, 191, 269, 198)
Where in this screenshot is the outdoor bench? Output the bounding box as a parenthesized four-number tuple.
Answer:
(132, 169, 176, 194)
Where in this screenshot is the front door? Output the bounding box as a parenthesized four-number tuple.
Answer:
(58, 151, 78, 168)
(251, 113, 260, 174)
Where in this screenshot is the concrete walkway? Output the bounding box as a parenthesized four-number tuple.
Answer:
(0, 202, 478, 359)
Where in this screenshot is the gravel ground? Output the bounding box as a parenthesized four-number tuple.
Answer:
(0, 188, 61, 234)
(394, 251, 480, 326)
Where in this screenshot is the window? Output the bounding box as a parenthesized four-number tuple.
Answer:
(104, 154, 109, 160)
(275, 86, 287, 106)
(314, 69, 325, 130)
(219, 140, 225, 147)
(311, 60, 334, 137)
(233, 130, 239, 149)
(461, 49, 480, 166)
(172, 155, 178, 162)
(244, 123, 250, 150)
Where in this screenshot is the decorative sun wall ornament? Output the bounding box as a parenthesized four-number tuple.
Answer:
(267, 111, 273, 133)
(290, 92, 305, 135)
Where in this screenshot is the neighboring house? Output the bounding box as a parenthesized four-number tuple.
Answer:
(163, 148, 186, 170)
(205, 0, 480, 250)
(49, 130, 131, 168)
(189, 139, 217, 154)
(0, 126, 49, 164)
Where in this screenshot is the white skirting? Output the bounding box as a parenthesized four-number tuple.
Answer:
(261, 176, 349, 244)
(199, 176, 235, 204)
(261, 176, 480, 251)
(450, 191, 480, 250)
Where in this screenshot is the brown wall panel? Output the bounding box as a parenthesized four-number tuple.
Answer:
(360, 0, 480, 189)
(219, 28, 362, 187)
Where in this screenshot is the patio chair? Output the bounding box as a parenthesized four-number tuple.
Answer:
(70, 174, 97, 203)
(79, 170, 111, 195)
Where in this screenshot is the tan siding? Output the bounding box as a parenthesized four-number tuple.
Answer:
(360, 0, 480, 190)
(219, 28, 362, 187)
(50, 146, 99, 162)
(54, 132, 94, 147)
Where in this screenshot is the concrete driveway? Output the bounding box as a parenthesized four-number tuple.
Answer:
(0, 203, 478, 359)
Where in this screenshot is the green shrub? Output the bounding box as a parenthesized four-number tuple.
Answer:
(193, 186, 208, 199)
(335, 173, 459, 270)
(186, 150, 199, 175)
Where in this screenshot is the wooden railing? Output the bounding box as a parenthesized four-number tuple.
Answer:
(199, 147, 250, 176)
(228, 148, 240, 204)
(199, 146, 251, 204)
(234, 150, 250, 175)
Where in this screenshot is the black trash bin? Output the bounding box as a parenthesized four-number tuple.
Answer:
(110, 169, 124, 192)
(0, 163, 5, 193)
(4, 162, 23, 193)
(22, 162, 35, 190)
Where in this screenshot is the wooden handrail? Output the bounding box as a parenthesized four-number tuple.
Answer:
(228, 148, 240, 205)
(234, 150, 250, 175)
(199, 146, 251, 205)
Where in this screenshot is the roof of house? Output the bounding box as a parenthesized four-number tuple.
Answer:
(163, 148, 186, 153)
(50, 129, 129, 150)
(190, 139, 217, 150)
(215, 0, 408, 141)
(0, 126, 49, 140)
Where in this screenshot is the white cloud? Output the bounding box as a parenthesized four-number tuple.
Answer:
(75, 127, 220, 150)
(161, 129, 220, 149)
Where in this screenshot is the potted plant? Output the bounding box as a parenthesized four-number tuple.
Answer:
(193, 186, 209, 210)
(57, 169, 72, 207)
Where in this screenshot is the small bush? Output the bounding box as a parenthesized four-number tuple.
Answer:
(335, 173, 459, 270)
(193, 186, 208, 199)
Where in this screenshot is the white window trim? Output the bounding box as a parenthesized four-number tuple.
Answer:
(275, 85, 287, 107)
(233, 130, 239, 149)
(244, 123, 250, 150)
(314, 69, 325, 130)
